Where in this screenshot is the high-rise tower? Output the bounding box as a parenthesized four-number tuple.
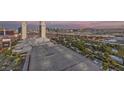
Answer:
(21, 21, 27, 39)
(39, 21, 46, 38)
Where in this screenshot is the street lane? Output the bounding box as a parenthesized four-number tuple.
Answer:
(29, 43, 100, 71)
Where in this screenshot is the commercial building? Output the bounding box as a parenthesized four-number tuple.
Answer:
(0, 28, 19, 48)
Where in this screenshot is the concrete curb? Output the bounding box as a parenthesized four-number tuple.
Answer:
(22, 51, 31, 71)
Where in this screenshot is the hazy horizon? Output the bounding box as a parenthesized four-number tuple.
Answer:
(1, 21, 124, 30)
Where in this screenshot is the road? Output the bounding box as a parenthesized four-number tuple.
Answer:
(28, 43, 100, 71)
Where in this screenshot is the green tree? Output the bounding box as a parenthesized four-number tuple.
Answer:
(102, 52, 111, 70)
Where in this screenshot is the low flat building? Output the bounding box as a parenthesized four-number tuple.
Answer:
(0, 29, 19, 48)
(2, 38, 11, 48)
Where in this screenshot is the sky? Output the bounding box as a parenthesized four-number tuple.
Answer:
(1, 21, 124, 30)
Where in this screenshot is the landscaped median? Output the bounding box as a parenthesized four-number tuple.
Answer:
(52, 36, 124, 71)
(0, 48, 25, 71)
(0, 40, 31, 71)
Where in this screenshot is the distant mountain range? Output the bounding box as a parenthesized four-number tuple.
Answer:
(1, 21, 124, 30)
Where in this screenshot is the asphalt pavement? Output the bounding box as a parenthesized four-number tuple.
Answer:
(28, 43, 100, 71)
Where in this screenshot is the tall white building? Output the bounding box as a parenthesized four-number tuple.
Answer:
(39, 21, 46, 38)
(21, 21, 27, 39)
